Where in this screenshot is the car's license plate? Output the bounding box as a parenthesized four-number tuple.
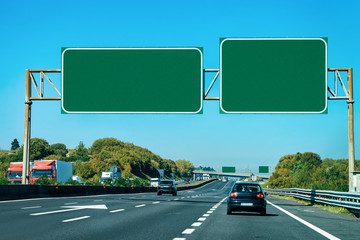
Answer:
(241, 203, 253, 206)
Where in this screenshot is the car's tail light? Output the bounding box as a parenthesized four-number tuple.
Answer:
(229, 192, 238, 198)
(257, 193, 265, 199)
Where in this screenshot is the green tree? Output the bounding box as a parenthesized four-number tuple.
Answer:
(75, 141, 88, 157)
(76, 162, 96, 180)
(43, 154, 65, 161)
(175, 160, 194, 178)
(18, 138, 50, 160)
(11, 138, 20, 151)
(267, 152, 350, 191)
(90, 138, 123, 155)
(49, 143, 67, 157)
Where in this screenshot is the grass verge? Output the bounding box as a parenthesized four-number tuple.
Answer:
(269, 194, 356, 218)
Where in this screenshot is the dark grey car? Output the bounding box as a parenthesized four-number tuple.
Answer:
(157, 180, 177, 196)
(227, 182, 266, 215)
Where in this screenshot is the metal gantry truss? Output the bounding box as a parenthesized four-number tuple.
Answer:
(22, 68, 355, 192)
(328, 68, 355, 192)
(22, 69, 61, 184)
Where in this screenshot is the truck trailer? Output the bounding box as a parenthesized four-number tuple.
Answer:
(31, 160, 72, 184)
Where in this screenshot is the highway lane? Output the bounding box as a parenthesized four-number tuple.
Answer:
(1, 180, 359, 239)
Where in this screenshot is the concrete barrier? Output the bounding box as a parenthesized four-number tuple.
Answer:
(0, 179, 217, 201)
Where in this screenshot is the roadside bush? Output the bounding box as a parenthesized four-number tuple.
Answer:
(64, 179, 83, 185)
(34, 175, 57, 185)
(113, 177, 149, 187)
(85, 181, 102, 186)
(0, 177, 10, 184)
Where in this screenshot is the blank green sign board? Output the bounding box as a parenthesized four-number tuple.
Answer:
(220, 38, 327, 113)
(259, 166, 269, 174)
(62, 48, 203, 113)
(222, 166, 236, 173)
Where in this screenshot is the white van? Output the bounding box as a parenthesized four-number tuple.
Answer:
(150, 178, 159, 187)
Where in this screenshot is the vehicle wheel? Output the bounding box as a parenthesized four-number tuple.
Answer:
(227, 207, 232, 215)
(173, 192, 177, 196)
(157, 192, 162, 195)
(260, 208, 266, 216)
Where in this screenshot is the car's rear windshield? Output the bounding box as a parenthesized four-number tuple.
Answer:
(233, 184, 261, 193)
(160, 181, 173, 185)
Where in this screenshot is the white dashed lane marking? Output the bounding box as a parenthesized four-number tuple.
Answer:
(62, 216, 90, 223)
(110, 209, 125, 213)
(21, 206, 41, 209)
(182, 229, 195, 234)
(191, 222, 202, 227)
(173, 197, 227, 240)
(135, 204, 146, 208)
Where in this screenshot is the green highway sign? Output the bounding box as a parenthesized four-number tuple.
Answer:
(62, 48, 203, 113)
(259, 166, 269, 173)
(220, 38, 327, 113)
(222, 166, 236, 173)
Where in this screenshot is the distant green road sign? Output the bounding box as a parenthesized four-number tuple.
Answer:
(220, 38, 327, 113)
(62, 48, 203, 113)
(222, 166, 236, 173)
(259, 166, 269, 174)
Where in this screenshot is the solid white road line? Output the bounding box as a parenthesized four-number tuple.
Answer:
(110, 209, 125, 213)
(268, 201, 340, 240)
(173, 238, 186, 240)
(135, 204, 146, 208)
(191, 222, 202, 227)
(21, 206, 41, 209)
(62, 216, 90, 223)
(182, 228, 195, 234)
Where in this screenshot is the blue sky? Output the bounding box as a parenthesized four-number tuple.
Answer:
(0, 0, 359, 172)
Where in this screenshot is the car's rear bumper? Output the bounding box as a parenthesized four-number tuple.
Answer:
(158, 188, 176, 193)
(227, 199, 266, 212)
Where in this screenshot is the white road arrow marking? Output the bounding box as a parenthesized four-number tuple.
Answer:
(30, 204, 107, 216)
(62, 204, 108, 210)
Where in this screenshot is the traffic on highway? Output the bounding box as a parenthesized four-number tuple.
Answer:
(1, 180, 359, 240)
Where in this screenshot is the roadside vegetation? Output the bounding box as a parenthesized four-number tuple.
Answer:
(270, 194, 356, 217)
(0, 137, 195, 186)
(265, 152, 360, 192)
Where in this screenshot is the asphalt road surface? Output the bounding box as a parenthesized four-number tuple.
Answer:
(1, 180, 359, 240)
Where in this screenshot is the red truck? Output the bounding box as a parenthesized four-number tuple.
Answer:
(6, 162, 31, 183)
(30, 160, 72, 184)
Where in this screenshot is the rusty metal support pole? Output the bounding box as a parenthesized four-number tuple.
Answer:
(347, 68, 355, 192)
(22, 70, 32, 184)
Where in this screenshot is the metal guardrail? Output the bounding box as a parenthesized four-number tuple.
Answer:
(265, 188, 360, 217)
